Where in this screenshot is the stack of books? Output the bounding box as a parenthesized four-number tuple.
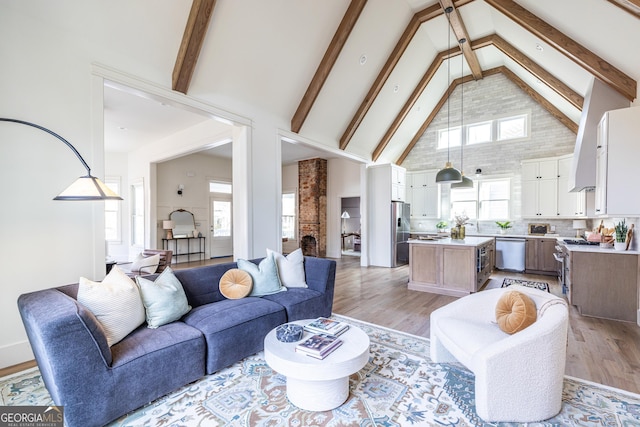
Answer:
(304, 317, 350, 337)
(295, 333, 343, 359)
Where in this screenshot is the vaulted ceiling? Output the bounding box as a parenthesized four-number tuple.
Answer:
(12, 0, 638, 165)
(172, 0, 639, 165)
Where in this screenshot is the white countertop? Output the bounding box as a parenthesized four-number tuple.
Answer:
(408, 236, 494, 247)
(563, 244, 640, 255)
(409, 231, 567, 239)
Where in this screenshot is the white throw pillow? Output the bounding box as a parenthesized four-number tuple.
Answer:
(77, 266, 146, 346)
(130, 253, 161, 274)
(267, 248, 307, 288)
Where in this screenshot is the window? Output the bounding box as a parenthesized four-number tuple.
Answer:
(450, 178, 511, 220)
(467, 121, 492, 145)
(131, 180, 144, 247)
(479, 179, 510, 220)
(209, 181, 232, 194)
(450, 182, 478, 220)
(104, 177, 121, 242)
(497, 115, 527, 141)
(437, 126, 462, 149)
(282, 191, 296, 240)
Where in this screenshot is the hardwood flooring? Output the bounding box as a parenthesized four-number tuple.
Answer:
(3, 255, 639, 395)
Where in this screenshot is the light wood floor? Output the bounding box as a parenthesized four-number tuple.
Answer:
(3, 255, 640, 395)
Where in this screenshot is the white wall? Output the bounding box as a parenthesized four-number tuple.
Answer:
(327, 158, 363, 259)
(0, 9, 106, 367)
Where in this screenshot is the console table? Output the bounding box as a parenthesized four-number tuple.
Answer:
(162, 237, 205, 263)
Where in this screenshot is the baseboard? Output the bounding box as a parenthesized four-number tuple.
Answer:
(0, 340, 34, 370)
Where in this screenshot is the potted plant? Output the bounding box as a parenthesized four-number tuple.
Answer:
(436, 221, 448, 233)
(496, 221, 512, 235)
(614, 219, 628, 250)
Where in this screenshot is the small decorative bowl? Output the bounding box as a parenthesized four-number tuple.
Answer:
(275, 323, 304, 343)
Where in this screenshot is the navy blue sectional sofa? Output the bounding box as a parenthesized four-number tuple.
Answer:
(17, 256, 336, 427)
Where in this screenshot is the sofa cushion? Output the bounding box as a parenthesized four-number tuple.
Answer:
(495, 290, 537, 334)
(262, 288, 327, 321)
(238, 253, 286, 297)
(182, 297, 286, 374)
(135, 267, 191, 328)
(77, 266, 146, 346)
(219, 268, 253, 299)
(267, 248, 308, 288)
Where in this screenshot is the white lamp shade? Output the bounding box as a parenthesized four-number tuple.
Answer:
(341, 211, 350, 219)
(163, 220, 175, 230)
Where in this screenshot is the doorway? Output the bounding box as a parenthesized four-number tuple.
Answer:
(340, 197, 361, 257)
(209, 193, 233, 258)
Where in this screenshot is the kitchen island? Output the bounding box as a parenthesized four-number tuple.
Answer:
(408, 236, 495, 297)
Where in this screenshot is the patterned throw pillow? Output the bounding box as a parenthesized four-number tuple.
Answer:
(135, 267, 191, 328)
(77, 266, 146, 346)
(237, 253, 286, 297)
(267, 248, 307, 288)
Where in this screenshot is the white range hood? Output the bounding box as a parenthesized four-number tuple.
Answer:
(569, 78, 629, 192)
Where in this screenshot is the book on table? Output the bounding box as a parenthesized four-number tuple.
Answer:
(304, 317, 350, 337)
(295, 333, 343, 359)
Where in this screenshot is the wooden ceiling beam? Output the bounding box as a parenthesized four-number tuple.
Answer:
(339, 0, 475, 150)
(290, 0, 367, 133)
(485, 0, 636, 101)
(371, 47, 460, 162)
(473, 34, 584, 110)
(607, 0, 640, 19)
(395, 66, 577, 165)
(172, 0, 217, 94)
(440, 0, 483, 80)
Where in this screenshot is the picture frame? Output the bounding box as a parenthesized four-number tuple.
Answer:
(528, 223, 550, 235)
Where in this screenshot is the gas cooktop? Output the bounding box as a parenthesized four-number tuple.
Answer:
(562, 239, 600, 246)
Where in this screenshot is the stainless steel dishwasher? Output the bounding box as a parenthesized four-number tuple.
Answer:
(495, 237, 526, 272)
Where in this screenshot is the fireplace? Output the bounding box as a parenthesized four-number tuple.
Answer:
(300, 235, 317, 257)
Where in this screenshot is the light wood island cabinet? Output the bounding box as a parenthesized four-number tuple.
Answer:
(408, 237, 494, 297)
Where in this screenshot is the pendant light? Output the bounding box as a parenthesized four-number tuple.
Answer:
(435, 7, 462, 184)
(452, 38, 473, 189)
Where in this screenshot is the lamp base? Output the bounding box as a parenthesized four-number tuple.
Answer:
(166, 230, 173, 239)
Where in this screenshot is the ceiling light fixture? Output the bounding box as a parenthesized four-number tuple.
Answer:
(452, 38, 473, 189)
(359, 54, 367, 65)
(536, 43, 544, 52)
(435, 7, 462, 185)
(0, 118, 123, 201)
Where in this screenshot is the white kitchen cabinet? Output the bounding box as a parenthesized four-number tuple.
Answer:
(557, 155, 586, 217)
(521, 158, 558, 217)
(407, 170, 440, 218)
(595, 107, 640, 216)
(522, 156, 586, 218)
(390, 164, 406, 202)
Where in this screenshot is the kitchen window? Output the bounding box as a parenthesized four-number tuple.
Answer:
(450, 178, 511, 220)
(437, 126, 462, 149)
(497, 114, 527, 141)
(467, 121, 492, 145)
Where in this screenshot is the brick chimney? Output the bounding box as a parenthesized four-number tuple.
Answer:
(298, 158, 327, 257)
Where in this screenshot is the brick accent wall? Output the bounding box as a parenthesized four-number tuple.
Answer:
(298, 158, 327, 257)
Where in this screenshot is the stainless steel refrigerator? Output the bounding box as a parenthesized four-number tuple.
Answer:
(391, 201, 411, 267)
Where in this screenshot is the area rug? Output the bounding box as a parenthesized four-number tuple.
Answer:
(502, 277, 550, 292)
(2, 315, 640, 426)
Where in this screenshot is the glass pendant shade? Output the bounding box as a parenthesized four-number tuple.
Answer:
(451, 174, 473, 188)
(435, 162, 462, 183)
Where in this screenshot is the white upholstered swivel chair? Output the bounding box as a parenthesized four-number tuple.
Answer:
(430, 285, 569, 422)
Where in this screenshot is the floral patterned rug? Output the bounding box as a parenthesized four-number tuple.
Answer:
(2, 315, 640, 426)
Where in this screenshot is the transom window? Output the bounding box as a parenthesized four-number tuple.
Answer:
(437, 113, 528, 149)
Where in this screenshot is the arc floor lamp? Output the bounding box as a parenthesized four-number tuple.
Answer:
(0, 118, 122, 201)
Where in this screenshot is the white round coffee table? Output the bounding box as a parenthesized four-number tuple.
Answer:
(264, 319, 370, 411)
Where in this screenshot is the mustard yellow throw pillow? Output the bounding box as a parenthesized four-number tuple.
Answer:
(495, 290, 537, 334)
(219, 268, 253, 299)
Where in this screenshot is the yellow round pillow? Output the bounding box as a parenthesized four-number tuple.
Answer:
(495, 290, 537, 334)
(219, 269, 253, 299)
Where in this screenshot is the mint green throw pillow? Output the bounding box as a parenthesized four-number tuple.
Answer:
(238, 253, 286, 297)
(135, 267, 191, 328)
